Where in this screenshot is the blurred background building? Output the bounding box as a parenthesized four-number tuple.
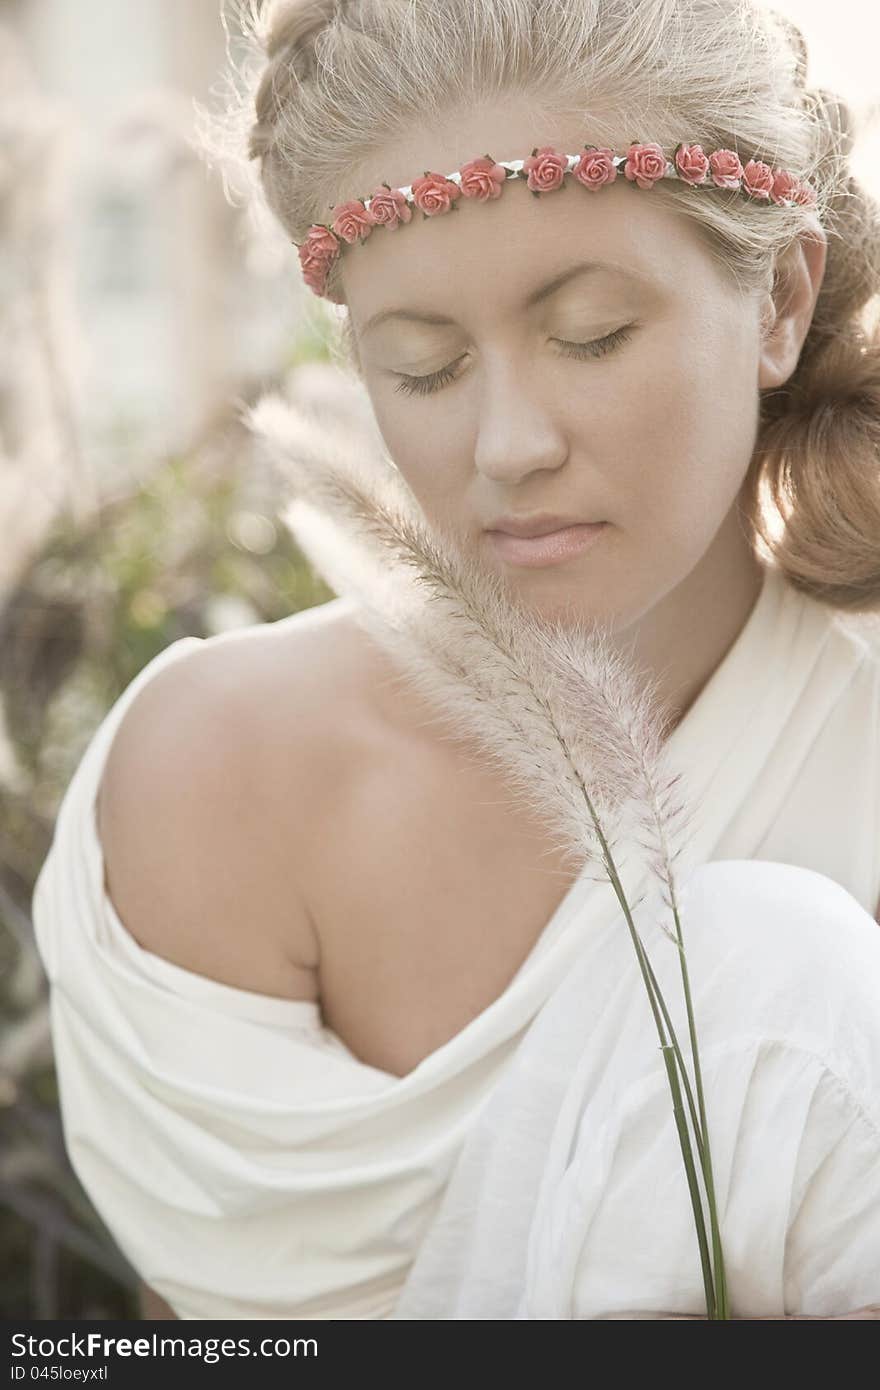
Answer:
(7, 0, 307, 496)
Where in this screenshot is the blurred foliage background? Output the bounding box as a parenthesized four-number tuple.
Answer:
(0, 0, 354, 1319)
(2, 0, 879, 1321)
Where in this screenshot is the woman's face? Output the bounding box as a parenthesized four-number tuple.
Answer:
(340, 111, 771, 628)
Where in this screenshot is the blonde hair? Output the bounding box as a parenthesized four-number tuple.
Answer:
(218, 0, 880, 612)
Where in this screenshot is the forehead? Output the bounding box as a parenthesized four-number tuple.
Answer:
(339, 149, 720, 335)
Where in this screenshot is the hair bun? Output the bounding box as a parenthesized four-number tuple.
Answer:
(249, 0, 343, 162)
(263, 0, 340, 65)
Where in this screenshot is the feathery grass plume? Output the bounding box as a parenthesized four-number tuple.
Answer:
(245, 385, 728, 1316)
(246, 389, 700, 915)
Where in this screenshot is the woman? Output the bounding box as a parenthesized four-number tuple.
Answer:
(32, 0, 880, 1318)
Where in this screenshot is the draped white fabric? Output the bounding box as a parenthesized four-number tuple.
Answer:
(391, 859, 880, 1319)
(30, 562, 880, 1318)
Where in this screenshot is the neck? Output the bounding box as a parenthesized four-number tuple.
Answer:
(618, 507, 766, 737)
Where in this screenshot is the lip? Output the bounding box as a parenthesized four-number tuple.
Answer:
(485, 512, 601, 538)
(485, 521, 608, 568)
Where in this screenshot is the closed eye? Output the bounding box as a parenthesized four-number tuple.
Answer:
(392, 325, 636, 397)
(392, 354, 469, 398)
(552, 324, 635, 362)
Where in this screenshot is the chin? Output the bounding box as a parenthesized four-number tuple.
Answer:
(502, 576, 616, 632)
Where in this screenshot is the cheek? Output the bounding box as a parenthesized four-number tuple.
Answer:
(601, 313, 759, 536)
(369, 391, 467, 517)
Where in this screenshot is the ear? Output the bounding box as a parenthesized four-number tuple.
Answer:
(758, 222, 828, 390)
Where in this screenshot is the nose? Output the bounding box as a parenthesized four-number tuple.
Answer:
(472, 351, 569, 484)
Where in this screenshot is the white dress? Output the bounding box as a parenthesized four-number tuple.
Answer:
(391, 857, 880, 1319)
(30, 561, 880, 1318)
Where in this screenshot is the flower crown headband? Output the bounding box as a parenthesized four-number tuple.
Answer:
(295, 141, 818, 299)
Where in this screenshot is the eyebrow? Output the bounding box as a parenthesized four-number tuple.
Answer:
(359, 259, 648, 337)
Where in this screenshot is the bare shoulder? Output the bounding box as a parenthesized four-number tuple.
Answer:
(96, 596, 377, 1001)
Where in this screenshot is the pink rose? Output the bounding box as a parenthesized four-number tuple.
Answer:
(572, 146, 617, 191)
(365, 184, 413, 229)
(329, 198, 376, 244)
(300, 249, 333, 295)
(708, 148, 744, 189)
(297, 224, 340, 294)
(521, 145, 568, 193)
(410, 171, 462, 216)
(741, 159, 775, 200)
(301, 262, 329, 295)
(674, 143, 709, 185)
(299, 223, 339, 263)
(623, 142, 668, 190)
(458, 155, 508, 199)
(769, 168, 799, 205)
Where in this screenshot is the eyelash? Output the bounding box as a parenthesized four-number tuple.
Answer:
(392, 325, 635, 398)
